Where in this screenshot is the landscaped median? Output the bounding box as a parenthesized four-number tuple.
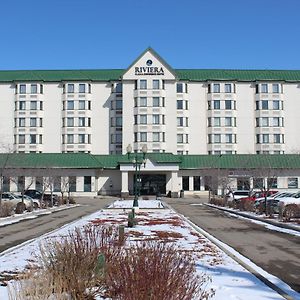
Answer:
(0, 200, 296, 299)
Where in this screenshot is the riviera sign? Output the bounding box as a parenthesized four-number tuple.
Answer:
(135, 66, 164, 76)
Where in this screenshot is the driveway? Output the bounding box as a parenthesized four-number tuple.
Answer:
(0, 196, 114, 253)
(164, 197, 300, 293)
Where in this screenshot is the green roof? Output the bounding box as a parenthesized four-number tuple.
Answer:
(179, 154, 300, 169)
(1, 153, 300, 170)
(0, 153, 102, 169)
(1, 68, 300, 82)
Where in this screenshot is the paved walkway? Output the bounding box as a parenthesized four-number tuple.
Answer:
(164, 197, 300, 293)
(0, 196, 115, 253)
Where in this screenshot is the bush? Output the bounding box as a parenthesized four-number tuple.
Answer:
(238, 199, 255, 212)
(105, 241, 215, 300)
(283, 204, 300, 221)
(210, 196, 226, 206)
(58, 196, 76, 205)
(15, 202, 26, 214)
(0, 202, 15, 217)
(10, 225, 214, 300)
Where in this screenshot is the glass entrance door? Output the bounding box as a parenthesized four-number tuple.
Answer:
(134, 174, 166, 195)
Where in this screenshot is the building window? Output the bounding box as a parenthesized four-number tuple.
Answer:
(30, 101, 37, 110)
(177, 117, 184, 127)
(213, 100, 220, 109)
(224, 117, 232, 127)
(140, 132, 147, 142)
(116, 100, 123, 110)
(30, 134, 37, 144)
(115, 133, 122, 144)
(268, 178, 277, 188)
(67, 134, 74, 144)
(182, 176, 189, 191)
(19, 85, 26, 94)
(177, 134, 184, 144)
(262, 134, 269, 143)
(153, 80, 159, 89)
(213, 83, 220, 93)
(214, 134, 221, 143)
(67, 84, 75, 93)
(193, 176, 201, 191)
(78, 134, 85, 144)
(78, 100, 85, 110)
(177, 100, 184, 109)
(225, 100, 232, 109)
(116, 116, 122, 127)
(31, 84, 37, 94)
(288, 178, 298, 188)
(273, 100, 280, 110)
(272, 83, 280, 93)
(18, 135, 25, 144)
(67, 117, 74, 127)
(140, 115, 147, 124)
(115, 83, 122, 93)
(153, 114, 160, 124)
(140, 80, 147, 89)
(177, 83, 183, 93)
(67, 100, 74, 110)
(140, 97, 147, 107)
(261, 83, 268, 93)
(19, 101, 26, 110)
(30, 118, 37, 127)
(261, 100, 268, 110)
(152, 97, 160, 107)
(273, 134, 281, 144)
(78, 117, 85, 127)
(84, 176, 91, 192)
(153, 132, 160, 142)
(273, 117, 280, 127)
(79, 84, 86, 93)
(261, 117, 269, 127)
(213, 117, 221, 127)
(225, 84, 232, 93)
(19, 118, 25, 127)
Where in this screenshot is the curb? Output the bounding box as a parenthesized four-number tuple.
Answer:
(205, 204, 300, 233)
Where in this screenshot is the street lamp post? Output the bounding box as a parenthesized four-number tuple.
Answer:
(126, 144, 148, 212)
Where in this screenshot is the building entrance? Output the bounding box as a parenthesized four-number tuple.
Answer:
(134, 174, 166, 195)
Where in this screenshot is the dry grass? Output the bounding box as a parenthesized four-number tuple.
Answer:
(0, 202, 15, 217)
(9, 224, 215, 300)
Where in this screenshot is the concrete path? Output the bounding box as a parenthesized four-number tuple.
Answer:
(0, 196, 114, 253)
(164, 197, 300, 293)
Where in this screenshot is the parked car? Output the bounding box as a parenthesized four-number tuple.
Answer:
(1, 192, 33, 211)
(239, 190, 278, 203)
(278, 191, 300, 206)
(226, 190, 250, 202)
(24, 189, 58, 206)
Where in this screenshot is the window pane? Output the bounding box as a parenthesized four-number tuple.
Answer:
(152, 97, 160, 107)
(140, 132, 147, 142)
(78, 100, 85, 110)
(67, 101, 74, 110)
(225, 100, 232, 109)
(19, 85, 26, 94)
(261, 84, 268, 93)
(177, 134, 183, 143)
(177, 83, 183, 93)
(225, 84, 231, 93)
(140, 80, 147, 89)
(213, 117, 220, 127)
(140, 115, 147, 124)
(225, 117, 232, 126)
(30, 134, 36, 144)
(30, 118, 37, 127)
(213, 84, 220, 93)
(153, 80, 159, 89)
(67, 117, 74, 127)
(261, 117, 269, 127)
(30, 101, 37, 110)
(153, 115, 159, 124)
(19, 118, 25, 127)
(153, 132, 160, 142)
(67, 134, 74, 144)
(79, 84, 86, 93)
(272, 84, 279, 93)
(177, 100, 183, 109)
(273, 100, 280, 110)
(31, 84, 37, 94)
(213, 100, 220, 109)
(67, 84, 74, 93)
(288, 178, 298, 188)
(78, 134, 85, 143)
(214, 134, 221, 143)
(116, 116, 122, 127)
(261, 100, 268, 109)
(19, 101, 26, 110)
(140, 97, 147, 107)
(116, 100, 122, 110)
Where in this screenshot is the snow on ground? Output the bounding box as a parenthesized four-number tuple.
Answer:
(107, 199, 164, 208)
(0, 200, 298, 300)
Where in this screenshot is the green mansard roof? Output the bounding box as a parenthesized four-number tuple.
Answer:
(1, 153, 300, 170)
(1, 69, 300, 82)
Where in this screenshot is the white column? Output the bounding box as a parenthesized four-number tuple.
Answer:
(121, 171, 129, 194)
(200, 176, 205, 191)
(189, 176, 194, 191)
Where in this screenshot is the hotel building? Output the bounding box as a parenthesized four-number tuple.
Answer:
(1, 48, 300, 196)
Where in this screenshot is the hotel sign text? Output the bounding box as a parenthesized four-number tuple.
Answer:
(135, 66, 165, 76)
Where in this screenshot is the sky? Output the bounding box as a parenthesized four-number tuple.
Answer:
(0, 0, 299, 70)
